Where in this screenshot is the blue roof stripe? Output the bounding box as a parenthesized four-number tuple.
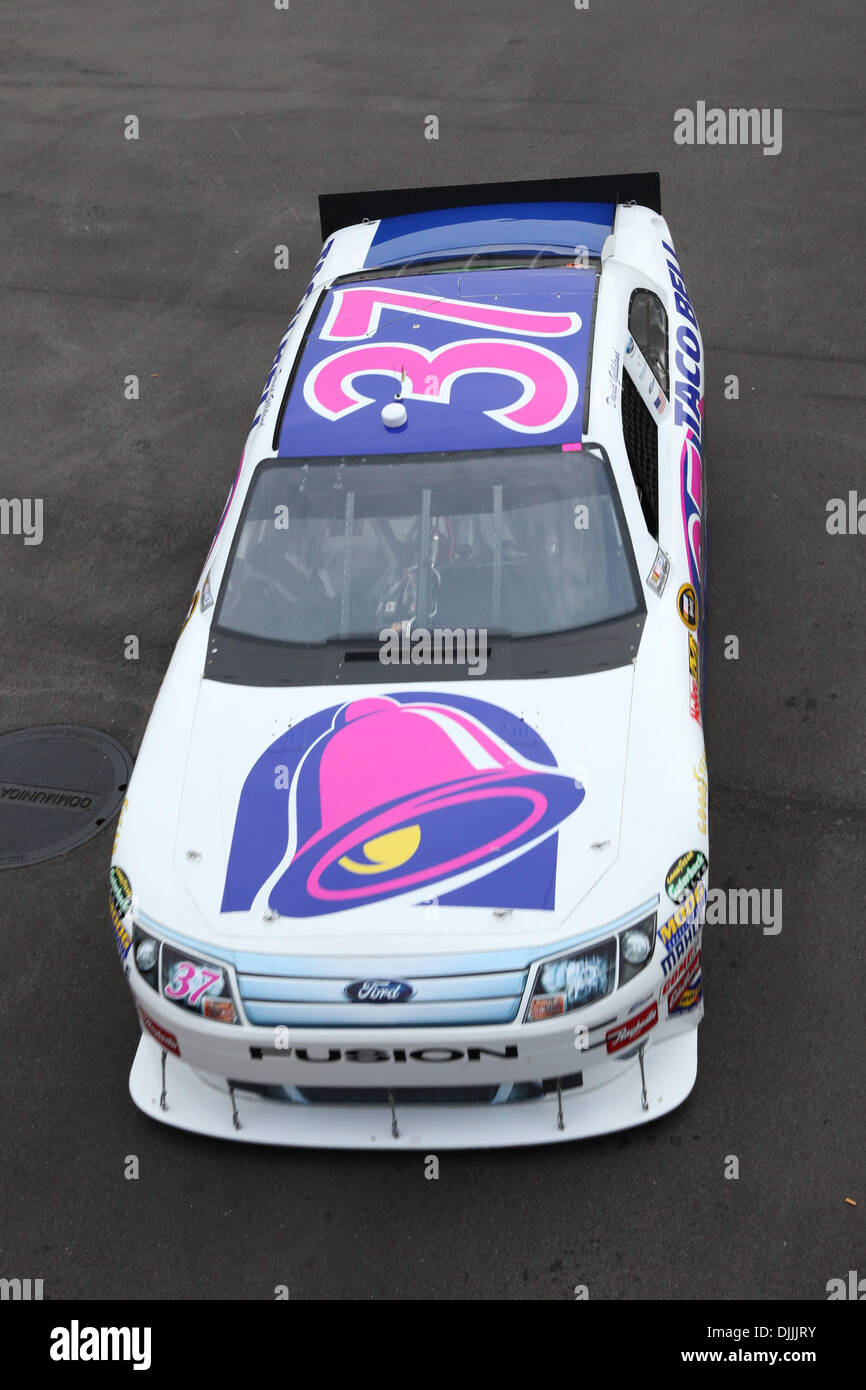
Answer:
(364, 201, 615, 269)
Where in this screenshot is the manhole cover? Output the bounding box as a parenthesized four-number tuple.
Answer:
(0, 725, 134, 868)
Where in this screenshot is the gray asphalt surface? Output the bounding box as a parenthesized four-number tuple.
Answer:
(1, 1, 863, 1300)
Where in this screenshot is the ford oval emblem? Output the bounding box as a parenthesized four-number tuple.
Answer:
(344, 979, 415, 1003)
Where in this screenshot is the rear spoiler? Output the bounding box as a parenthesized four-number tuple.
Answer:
(319, 172, 660, 241)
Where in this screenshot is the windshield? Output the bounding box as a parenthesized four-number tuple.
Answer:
(213, 443, 642, 648)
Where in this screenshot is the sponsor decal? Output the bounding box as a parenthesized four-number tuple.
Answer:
(667, 954, 703, 1015)
(677, 582, 698, 630)
(665, 849, 708, 903)
(344, 979, 415, 1003)
(661, 939, 701, 999)
(252, 333, 292, 429)
(222, 693, 586, 918)
(112, 796, 128, 855)
(139, 1010, 180, 1056)
(688, 632, 701, 725)
(251, 1044, 520, 1063)
(605, 347, 621, 407)
(179, 590, 199, 635)
(694, 751, 708, 835)
(109, 865, 132, 961)
(662, 240, 705, 621)
(689, 677, 701, 724)
(109, 865, 131, 914)
(112, 921, 131, 962)
(606, 1001, 658, 1053)
(624, 335, 668, 416)
(646, 546, 670, 596)
(203, 998, 237, 1023)
(658, 881, 706, 975)
(688, 634, 699, 679)
(252, 236, 334, 428)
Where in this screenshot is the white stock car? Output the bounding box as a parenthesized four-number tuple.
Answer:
(110, 173, 709, 1148)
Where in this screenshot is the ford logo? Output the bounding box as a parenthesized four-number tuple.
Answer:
(344, 979, 415, 1003)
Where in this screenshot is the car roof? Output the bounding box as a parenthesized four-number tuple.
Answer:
(275, 265, 599, 457)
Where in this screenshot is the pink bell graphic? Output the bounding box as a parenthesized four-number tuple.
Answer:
(259, 695, 585, 917)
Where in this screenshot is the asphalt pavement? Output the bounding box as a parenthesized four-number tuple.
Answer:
(0, 0, 863, 1300)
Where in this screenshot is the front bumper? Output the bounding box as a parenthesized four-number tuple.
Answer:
(129, 1021, 699, 1149)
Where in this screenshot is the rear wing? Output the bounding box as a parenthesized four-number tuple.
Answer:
(319, 172, 661, 240)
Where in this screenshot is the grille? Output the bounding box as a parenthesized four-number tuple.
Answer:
(237, 965, 529, 1029)
(231, 1074, 584, 1107)
(621, 371, 659, 538)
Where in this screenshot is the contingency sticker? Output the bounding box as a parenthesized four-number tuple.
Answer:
(109, 865, 133, 961)
(665, 849, 707, 904)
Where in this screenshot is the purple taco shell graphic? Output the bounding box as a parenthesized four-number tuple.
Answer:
(222, 693, 585, 918)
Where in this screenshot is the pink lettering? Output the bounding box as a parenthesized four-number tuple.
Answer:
(303, 338, 580, 434)
(321, 286, 581, 341)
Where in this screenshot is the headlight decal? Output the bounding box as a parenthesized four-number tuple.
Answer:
(525, 909, 658, 1022)
(526, 939, 616, 1021)
(161, 944, 239, 1025)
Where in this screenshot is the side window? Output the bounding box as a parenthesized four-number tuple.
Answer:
(628, 289, 669, 395)
(621, 289, 669, 540)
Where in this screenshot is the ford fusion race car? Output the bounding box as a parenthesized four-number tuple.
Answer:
(110, 172, 709, 1148)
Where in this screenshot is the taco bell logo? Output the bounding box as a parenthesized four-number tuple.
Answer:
(221, 693, 586, 918)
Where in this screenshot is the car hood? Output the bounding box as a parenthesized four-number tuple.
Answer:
(169, 672, 636, 957)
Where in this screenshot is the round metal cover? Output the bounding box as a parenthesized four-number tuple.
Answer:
(0, 726, 134, 868)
